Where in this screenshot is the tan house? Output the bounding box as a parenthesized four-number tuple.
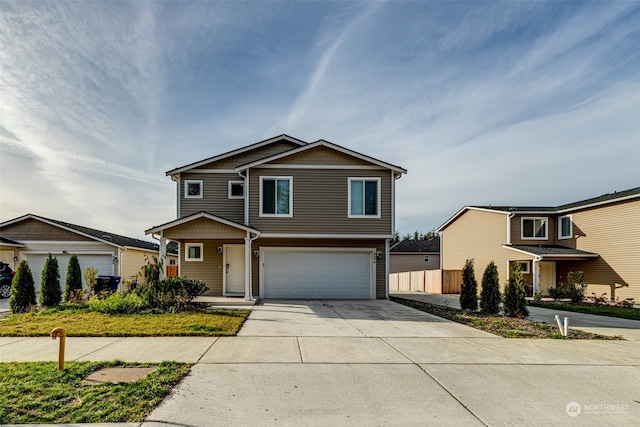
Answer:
(0, 214, 178, 294)
(437, 187, 639, 301)
(389, 237, 440, 273)
(146, 134, 407, 300)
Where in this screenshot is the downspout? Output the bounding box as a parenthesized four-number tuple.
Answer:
(244, 230, 261, 301)
(238, 169, 249, 226)
(507, 212, 515, 245)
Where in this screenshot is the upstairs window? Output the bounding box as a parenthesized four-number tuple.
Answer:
(184, 180, 203, 199)
(260, 177, 292, 217)
(558, 215, 572, 239)
(349, 178, 380, 218)
(522, 217, 547, 239)
(228, 181, 244, 199)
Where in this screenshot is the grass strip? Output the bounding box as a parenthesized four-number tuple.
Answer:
(529, 302, 640, 321)
(0, 308, 249, 336)
(390, 296, 621, 340)
(0, 360, 190, 424)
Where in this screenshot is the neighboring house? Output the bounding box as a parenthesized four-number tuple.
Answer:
(389, 237, 440, 273)
(146, 134, 406, 300)
(0, 214, 178, 294)
(437, 187, 640, 301)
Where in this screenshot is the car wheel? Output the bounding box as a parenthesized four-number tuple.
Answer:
(0, 283, 11, 298)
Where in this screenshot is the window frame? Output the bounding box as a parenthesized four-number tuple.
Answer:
(558, 215, 573, 240)
(514, 261, 530, 274)
(259, 176, 293, 217)
(348, 177, 381, 219)
(228, 180, 245, 199)
(521, 217, 548, 240)
(184, 180, 203, 199)
(185, 243, 203, 262)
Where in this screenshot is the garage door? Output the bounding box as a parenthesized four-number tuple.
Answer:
(24, 253, 114, 295)
(261, 248, 374, 299)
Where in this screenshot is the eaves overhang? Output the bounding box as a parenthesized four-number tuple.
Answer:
(146, 212, 260, 237)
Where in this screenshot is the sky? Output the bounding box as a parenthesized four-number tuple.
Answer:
(1, 1, 638, 241)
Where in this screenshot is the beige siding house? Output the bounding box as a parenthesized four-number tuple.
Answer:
(389, 237, 440, 273)
(0, 214, 178, 295)
(438, 188, 640, 301)
(146, 134, 406, 300)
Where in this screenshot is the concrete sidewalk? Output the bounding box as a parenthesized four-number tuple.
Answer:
(392, 291, 640, 341)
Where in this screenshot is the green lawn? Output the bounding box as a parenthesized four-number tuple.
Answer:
(529, 302, 640, 321)
(0, 361, 190, 424)
(0, 308, 250, 336)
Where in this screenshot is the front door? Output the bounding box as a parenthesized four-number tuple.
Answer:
(539, 261, 556, 295)
(224, 245, 245, 296)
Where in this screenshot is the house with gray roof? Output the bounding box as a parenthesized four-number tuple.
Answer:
(389, 237, 440, 273)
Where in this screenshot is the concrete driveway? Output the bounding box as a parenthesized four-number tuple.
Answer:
(145, 300, 640, 426)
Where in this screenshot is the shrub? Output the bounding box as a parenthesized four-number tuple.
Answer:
(567, 271, 587, 304)
(64, 254, 83, 301)
(548, 284, 567, 301)
(459, 258, 478, 310)
(480, 261, 501, 314)
(88, 291, 148, 314)
(134, 276, 208, 312)
(40, 253, 62, 307)
(140, 255, 162, 286)
(84, 266, 100, 295)
(9, 260, 36, 313)
(503, 262, 529, 318)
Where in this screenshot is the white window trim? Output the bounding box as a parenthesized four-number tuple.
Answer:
(515, 261, 530, 274)
(228, 180, 245, 199)
(185, 243, 203, 261)
(558, 215, 572, 240)
(184, 180, 203, 199)
(259, 176, 293, 217)
(348, 177, 381, 219)
(521, 217, 548, 240)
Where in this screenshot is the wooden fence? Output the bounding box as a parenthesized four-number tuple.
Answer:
(389, 269, 462, 294)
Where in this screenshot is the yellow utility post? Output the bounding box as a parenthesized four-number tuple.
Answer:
(50, 327, 67, 370)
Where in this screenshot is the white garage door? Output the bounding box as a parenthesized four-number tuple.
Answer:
(261, 248, 374, 299)
(24, 253, 114, 295)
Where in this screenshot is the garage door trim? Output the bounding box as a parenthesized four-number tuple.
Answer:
(259, 246, 376, 299)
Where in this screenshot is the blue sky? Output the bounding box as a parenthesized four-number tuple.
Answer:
(1, 1, 638, 240)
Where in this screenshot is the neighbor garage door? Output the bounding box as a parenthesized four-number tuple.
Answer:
(24, 253, 114, 295)
(261, 248, 373, 299)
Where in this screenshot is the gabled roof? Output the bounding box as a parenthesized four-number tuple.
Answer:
(235, 139, 407, 175)
(557, 187, 640, 213)
(146, 211, 260, 236)
(504, 244, 599, 259)
(0, 236, 25, 247)
(390, 237, 440, 253)
(166, 134, 308, 175)
(0, 214, 176, 254)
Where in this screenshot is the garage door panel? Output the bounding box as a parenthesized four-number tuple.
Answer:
(262, 249, 373, 299)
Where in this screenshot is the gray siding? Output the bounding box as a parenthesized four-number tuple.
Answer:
(248, 168, 392, 235)
(179, 172, 244, 222)
(192, 141, 299, 170)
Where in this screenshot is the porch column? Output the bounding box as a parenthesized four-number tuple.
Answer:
(158, 237, 167, 280)
(532, 257, 540, 295)
(244, 233, 252, 301)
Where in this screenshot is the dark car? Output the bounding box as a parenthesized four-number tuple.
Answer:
(0, 262, 15, 298)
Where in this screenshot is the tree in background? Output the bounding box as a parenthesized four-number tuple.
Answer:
(479, 261, 501, 314)
(40, 253, 61, 307)
(503, 262, 529, 318)
(459, 258, 478, 310)
(64, 254, 83, 301)
(9, 260, 36, 313)
(391, 229, 438, 244)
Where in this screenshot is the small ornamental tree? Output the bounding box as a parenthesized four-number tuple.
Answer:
(9, 260, 36, 313)
(40, 253, 62, 307)
(64, 254, 83, 301)
(503, 262, 529, 318)
(480, 261, 501, 314)
(459, 258, 478, 310)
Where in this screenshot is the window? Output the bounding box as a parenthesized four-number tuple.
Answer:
(184, 180, 203, 199)
(228, 181, 244, 199)
(348, 178, 380, 218)
(514, 261, 530, 274)
(558, 215, 572, 239)
(185, 243, 203, 261)
(168, 259, 177, 265)
(260, 177, 292, 217)
(522, 217, 547, 239)
(424, 255, 429, 262)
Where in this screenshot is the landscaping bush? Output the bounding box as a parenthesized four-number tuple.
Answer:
(134, 276, 208, 312)
(88, 291, 148, 314)
(40, 253, 62, 307)
(567, 271, 587, 304)
(64, 254, 83, 301)
(84, 266, 100, 296)
(459, 258, 478, 310)
(9, 260, 36, 313)
(480, 261, 501, 314)
(503, 262, 529, 318)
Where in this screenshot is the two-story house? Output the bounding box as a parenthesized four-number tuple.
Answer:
(437, 187, 639, 301)
(146, 135, 406, 300)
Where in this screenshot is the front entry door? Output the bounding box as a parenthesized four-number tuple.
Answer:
(224, 245, 245, 296)
(539, 261, 556, 295)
